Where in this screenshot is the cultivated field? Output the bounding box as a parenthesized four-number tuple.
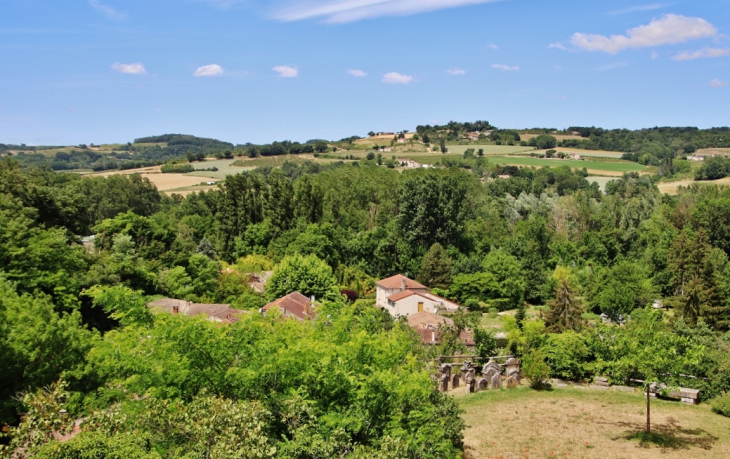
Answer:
(483, 156, 646, 173)
(459, 386, 730, 459)
(657, 177, 730, 195)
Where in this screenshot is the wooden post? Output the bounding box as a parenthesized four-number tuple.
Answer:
(646, 386, 651, 435)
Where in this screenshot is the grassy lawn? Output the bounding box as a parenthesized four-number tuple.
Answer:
(458, 386, 730, 459)
(445, 145, 533, 155)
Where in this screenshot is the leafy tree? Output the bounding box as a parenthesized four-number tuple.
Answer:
(417, 243, 452, 289)
(439, 138, 447, 154)
(266, 254, 340, 301)
(195, 237, 216, 259)
(522, 350, 550, 388)
(543, 280, 585, 332)
(482, 250, 525, 310)
(592, 308, 705, 434)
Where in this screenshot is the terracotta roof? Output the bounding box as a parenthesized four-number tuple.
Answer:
(376, 274, 427, 290)
(407, 311, 454, 329)
(147, 298, 246, 324)
(387, 289, 428, 302)
(263, 292, 313, 321)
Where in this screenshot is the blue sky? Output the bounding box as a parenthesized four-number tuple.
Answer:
(1, 0, 729, 145)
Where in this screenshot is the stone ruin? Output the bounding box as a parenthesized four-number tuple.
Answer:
(436, 357, 522, 393)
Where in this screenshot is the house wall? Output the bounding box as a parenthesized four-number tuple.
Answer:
(392, 295, 438, 316)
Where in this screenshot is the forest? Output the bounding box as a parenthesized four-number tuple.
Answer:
(2, 135, 730, 457)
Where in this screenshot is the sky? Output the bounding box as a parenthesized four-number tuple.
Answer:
(1, 0, 729, 146)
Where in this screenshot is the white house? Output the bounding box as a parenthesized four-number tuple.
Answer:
(375, 274, 460, 317)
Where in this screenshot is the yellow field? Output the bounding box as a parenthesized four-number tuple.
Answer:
(658, 177, 730, 194)
(459, 386, 730, 459)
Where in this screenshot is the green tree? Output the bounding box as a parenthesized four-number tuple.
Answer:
(266, 254, 340, 301)
(592, 308, 705, 434)
(543, 280, 585, 332)
(439, 138, 447, 154)
(416, 243, 452, 289)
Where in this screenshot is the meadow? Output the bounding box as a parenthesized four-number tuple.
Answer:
(459, 386, 730, 459)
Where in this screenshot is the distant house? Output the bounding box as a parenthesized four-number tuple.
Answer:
(397, 158, 421, 168)
(687, 155, 706, 161)
(382, 147, 393, 152)
(206, 181, 217, 185)
(569, 153, 583, 160)
(380, 132, 395, 136)
(262, 291, 315, 321)
(497, 174, 511, 179)
(396, 138, 408, 144)
(147, 298, 245, 324)
(375, 274, 460, 317)
(407, 311, 475, 350)
(467, 132, 480, 140)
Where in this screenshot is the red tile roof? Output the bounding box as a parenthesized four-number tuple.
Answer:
(376, 274, 427, 290)
(263, 292, 313, 321)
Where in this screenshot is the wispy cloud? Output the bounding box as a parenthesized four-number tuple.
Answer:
(595, 61, 629, 71)
(382, 72, 413, 84)
(194, 64, 224, 77)
(709, 79, 729, 88)
(492, 64, 519, 71)
(273, 65, 299, 77)
(548, 42, 566, 50)
(651, 51, 660, 59)
(89, 0, 127, 20)
(446, 68, 466, 75)
(270, 0, 502, 24)
(544, 95, 567, 100)
(347, 69, 367, 77)
(200, 0, 248, 9)
(607, 3, 667, 15)
(111, 62, 146, 74)
(673, 47, 730, 61)
(486, 43, 499, 50)
(571, 14, 717, 54)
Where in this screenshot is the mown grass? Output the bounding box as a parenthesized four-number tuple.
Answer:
(458, 386, 730, 459)
(487, 156, 647, 173)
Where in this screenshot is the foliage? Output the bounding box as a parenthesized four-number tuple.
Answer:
(544, 280, 585, 332)
(417, 243, 452, 289)
(266, 253, 340, 301)
(710, 392, 730, 417)
(540, 331, 591, 381)
(522, 350, 551, 389)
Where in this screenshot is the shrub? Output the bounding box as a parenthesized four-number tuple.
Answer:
(522, 350, 550, 389)
(488, 307, 499, 319)
(160, 163, 195, 173)
(540, 331, 591, 381)
(711, 392, 730, 417)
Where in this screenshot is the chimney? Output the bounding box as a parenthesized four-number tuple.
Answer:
(400, 277, 406, 292)
(172, 306, 179, 315)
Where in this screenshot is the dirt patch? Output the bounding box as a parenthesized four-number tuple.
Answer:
(459, 387, 730, 459)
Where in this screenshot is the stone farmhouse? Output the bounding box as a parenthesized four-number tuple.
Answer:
(262, 291, 316, 321)
(407, 311, 475, 351)
(375, 274, 460, 317)
(147, 298, 245, 324)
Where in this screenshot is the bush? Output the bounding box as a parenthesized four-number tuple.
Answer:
(522, 350, 550, 389)
(464, 298, 481, 311)
(488, 307, 498, 319)
(711, 392, 730, 417)
(540, 331, 591, 381)
(160, 163, 195, 173)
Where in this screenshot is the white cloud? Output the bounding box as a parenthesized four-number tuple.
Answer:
(487, 43, 498, 50)
(548, 42, 566, 50)
(111, 62, 146, 74)
(607, 3, 667, 16)
(89, 0, 127, 20)
(651, 51, 660, 59)
(595, 61, 629, 71)
(673, 47, 730, 61)
(347, 69, 367, 77)
(194, 64, 225, 77)
(552, 65, 563, 70)
(709, 79, 729, 88)
(570, 14, 717, 54)
(446, 68, 466, 75)
(273, 65, 299, 77)
(382, 72, 413, 84)
(270, 0, 502, 24)
(492, 64, 519, 71)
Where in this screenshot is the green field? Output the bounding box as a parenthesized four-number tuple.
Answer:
(487, 156, 647, 173)
(444, 145, 533, 155)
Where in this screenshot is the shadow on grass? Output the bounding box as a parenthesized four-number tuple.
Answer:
(614, 417, 718, 451)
